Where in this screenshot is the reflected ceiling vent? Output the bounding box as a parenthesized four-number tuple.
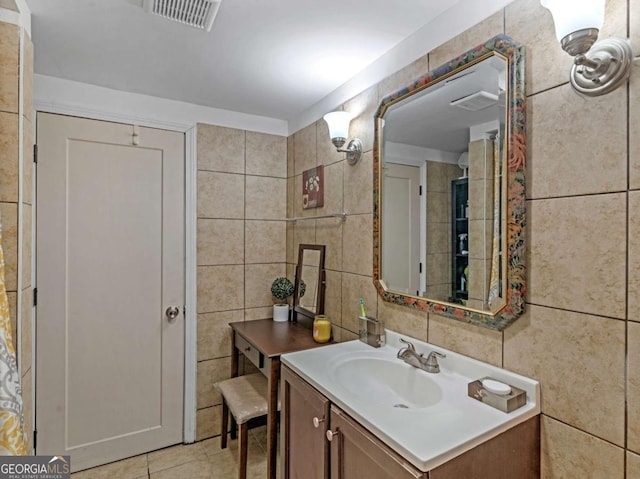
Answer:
(450, 91, 498, 111)
(143, 0, 221, 31)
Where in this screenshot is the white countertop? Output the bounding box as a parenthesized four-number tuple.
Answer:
(281, 329, 540, 472)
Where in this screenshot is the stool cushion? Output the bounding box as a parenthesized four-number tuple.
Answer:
(216, 373, 270, 424)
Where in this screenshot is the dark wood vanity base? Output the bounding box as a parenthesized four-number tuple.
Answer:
(429, 415, 540, 479)
(283, 366, 540, 479)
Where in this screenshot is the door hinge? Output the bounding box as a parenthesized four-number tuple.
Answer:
(33, 144, 38, 164)
(33, 288, 37, 307)
(33, 429, 37, 449)
(419, 185, 422, 196)
(419, 263, 422, 273)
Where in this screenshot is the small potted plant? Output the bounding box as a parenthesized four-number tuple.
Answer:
(271, 277, 294, 322)
(270, 277, 307, 322)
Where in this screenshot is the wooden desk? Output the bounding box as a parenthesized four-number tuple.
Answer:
(230, 319, 332, 479)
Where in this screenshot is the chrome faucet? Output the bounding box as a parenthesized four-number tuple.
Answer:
(397, 338, 446, 373)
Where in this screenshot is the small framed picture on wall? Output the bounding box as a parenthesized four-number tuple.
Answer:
(302, 165, 324, 209)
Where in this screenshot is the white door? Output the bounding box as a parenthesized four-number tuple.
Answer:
(35, 113, 185, 472)
(382, 163, 421, 295)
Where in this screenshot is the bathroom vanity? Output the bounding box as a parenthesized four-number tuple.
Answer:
(281, 331, 540, 478)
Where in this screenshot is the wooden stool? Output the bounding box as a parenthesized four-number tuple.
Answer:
(216, 373, 270, 479)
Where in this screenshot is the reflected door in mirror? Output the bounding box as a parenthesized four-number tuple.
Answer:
(382, 163, 420, 295)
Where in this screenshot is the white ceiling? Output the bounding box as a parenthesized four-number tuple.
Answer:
(27, 0, 462, 123)
(384, 55, 506, 154)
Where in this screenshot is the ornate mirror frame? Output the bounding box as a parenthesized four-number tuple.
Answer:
(373, 35, 525, 331)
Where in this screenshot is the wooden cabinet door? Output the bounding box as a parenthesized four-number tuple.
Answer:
(328, 405, 427, 479)
(282, 366, 330, 479)
(429, 416, 540, 479)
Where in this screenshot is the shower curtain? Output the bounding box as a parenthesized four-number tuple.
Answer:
(487, 137, 501, 308)
(0, 211, 26, 455)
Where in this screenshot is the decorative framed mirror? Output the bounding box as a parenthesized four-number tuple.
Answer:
(373, 35, 525, 330)
(292, 244, 326, 323)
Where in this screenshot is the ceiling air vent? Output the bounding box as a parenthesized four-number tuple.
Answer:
(450, 91, 499, 112)
(143, 0, 221, 32)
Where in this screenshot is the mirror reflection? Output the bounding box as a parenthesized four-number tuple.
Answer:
(374, 35, 528, 330)
(381, 55, 507, 313)
(300, 249, 320, 313)
(293, 244, 326, 321)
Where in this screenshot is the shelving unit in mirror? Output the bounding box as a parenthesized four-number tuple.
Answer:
(451, 178, 469, 305)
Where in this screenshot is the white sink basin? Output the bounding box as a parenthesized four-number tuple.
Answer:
(331, 357, 442, 409)
(282, 330, 540, 472)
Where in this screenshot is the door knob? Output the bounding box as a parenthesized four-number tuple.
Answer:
(326, 429, 339, 441)
(312, 417, 324, 428)
(165, 306, 180, 322)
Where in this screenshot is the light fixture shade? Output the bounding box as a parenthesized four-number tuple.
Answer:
(323, 111, 352, 140)
(541, 0, 605, 42)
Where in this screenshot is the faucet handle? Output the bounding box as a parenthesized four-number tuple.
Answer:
(399, 338, 416, 351)
(397, 338, 418, 360)
(425, 351, 446, 372)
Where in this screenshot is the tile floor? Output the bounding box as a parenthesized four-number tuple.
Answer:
(70, 427, 278, 479)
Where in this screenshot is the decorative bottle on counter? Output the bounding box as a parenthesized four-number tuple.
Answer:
(313, 315, 331, 343)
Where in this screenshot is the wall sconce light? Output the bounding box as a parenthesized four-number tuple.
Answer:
(323, 111, 363, 165)
(541, 0, 633, 96)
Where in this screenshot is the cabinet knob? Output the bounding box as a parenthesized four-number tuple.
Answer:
(326, 429, 339, 442)
(312, 417, 324, 428)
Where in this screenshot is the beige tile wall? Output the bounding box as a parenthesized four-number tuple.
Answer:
(425, 161, 457, 299)
(286, 0, 639, 475)
(195, 124, 287, 440)
(467, 139, 493, 308)
(0, 16, 33, 453)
